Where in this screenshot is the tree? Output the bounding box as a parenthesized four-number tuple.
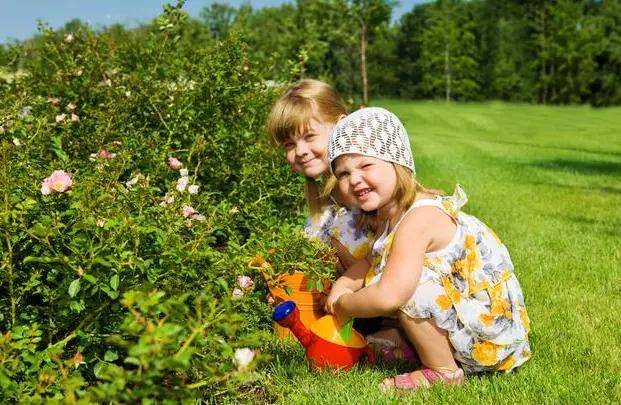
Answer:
(199, 2, 238, 40)
(418, 0, 479, 101)
(590, 0, 621, 106)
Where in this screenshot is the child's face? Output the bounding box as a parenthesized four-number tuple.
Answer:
(282, 117, 334, 178)
(333, 154, 397, 215)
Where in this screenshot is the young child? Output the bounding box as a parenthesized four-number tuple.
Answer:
(266, 79, 372, 273)
(324, 107, 531, 390)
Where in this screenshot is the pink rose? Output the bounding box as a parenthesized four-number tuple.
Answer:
(55, 114, 66, 123)
(182, 204, 197, 218)
(232, 288, 244, 300)
(70, 113, 79, 122)
(188, 184, 199, 195)
(47, 97, 60, 106)
(41, 170, 72, 195)
(97, 149, 115, 159)
(266, 293, 275, 305)
(237, 275, 254, 289)
(168, 157, 183, 170)
(66, 103, 77, 110)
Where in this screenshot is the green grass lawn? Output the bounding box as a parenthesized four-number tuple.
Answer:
(255, 101, 621, 404)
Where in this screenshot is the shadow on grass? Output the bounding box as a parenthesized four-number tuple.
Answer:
(528, 179, 621, 195)
(529, 158, 621, 176)
(261, 337, 417, 377)
(433, 134, 621, 158)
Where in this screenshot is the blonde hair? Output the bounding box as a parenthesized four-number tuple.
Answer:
(266, 79, 347, 218)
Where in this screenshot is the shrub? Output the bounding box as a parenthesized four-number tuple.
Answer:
(0, 3, 317, 401)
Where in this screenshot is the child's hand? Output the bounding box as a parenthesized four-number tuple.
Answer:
(324, 287, 354, 314)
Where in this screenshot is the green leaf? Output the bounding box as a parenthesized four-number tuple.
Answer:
(92, 257, 112, 267)
(104, 350, 119, 362)
(23, 255, 59, 264)
(51, 136, 68, 161)
(284, 285, 293, 296)
(338, 318, 354, 343)
(68, 279, 81, 297)
(110, 274, 119, 291)
(315, 279, 324, 292)
(94, 361, 123, 381)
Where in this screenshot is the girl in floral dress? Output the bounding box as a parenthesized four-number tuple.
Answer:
(324, 107, 531, 390)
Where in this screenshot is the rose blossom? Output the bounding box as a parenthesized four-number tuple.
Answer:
(188, 184, 199, 195)
(232, 288, 244, 300)
(237, 275, 254, 289)
(176, 176, 189, 192)
(96, 149, 116, 159)
(66, 103, 77, 110)
(182, 205, 197, 218)
(233, 348, 255, 370)
(168, 157, 183, 170)
(55, 114, 66, 123)
(179, 168, 189, 177)
(41, 170, 72, 195)
(70, 113, 79, 122)
(47, 97, 60, 106)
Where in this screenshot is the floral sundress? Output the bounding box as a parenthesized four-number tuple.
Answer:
(365, 186, 531, 374)
(304, 203, 373, 261)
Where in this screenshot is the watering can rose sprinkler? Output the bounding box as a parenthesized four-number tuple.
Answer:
(272, 301, 375, 371)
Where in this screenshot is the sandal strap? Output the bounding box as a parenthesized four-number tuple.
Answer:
(394, 373, 430, 389)
(421, 367, 464, 386)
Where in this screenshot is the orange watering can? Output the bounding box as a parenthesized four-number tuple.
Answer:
(272, 301, 375, 371)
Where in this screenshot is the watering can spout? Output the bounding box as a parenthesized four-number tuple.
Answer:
(272, 301, 315, 348)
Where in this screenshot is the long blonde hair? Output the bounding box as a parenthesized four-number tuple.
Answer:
(266, 79, 347, 219)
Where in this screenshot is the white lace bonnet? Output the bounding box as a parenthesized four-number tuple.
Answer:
(328, 107, 415, 173)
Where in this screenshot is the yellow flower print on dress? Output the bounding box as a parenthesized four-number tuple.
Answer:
(472, 340, 503, 366)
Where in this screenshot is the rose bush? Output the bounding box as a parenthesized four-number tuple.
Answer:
(0, 3, 324, 402)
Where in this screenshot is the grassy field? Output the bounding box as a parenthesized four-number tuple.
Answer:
(256, 101, 621, 404)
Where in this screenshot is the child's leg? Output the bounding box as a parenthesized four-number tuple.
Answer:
(397, 312, 458, 371)
(380, 312, 461, 390)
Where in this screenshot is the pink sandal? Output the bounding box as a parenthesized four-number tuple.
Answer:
(381, 367, 464, 392)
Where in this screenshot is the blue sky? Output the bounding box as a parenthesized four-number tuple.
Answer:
(1, 0, 428, 44)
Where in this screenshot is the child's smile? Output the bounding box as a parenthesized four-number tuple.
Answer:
(334, 154, 398, 218)
(283, 117, 334, 178)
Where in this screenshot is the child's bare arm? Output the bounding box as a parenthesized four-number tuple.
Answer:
(334, 210, 438, 318)
(324, 257, 369, 313)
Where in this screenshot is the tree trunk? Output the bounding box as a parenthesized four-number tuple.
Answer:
(445, 43, 451, 102)
(359, 17, 368, 106)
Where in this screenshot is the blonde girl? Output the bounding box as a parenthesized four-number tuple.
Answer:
(325, 107, 531, 391)
(266, 79, 373, 273)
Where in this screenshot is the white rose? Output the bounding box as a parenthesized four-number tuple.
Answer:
(233, 348, 255, 370)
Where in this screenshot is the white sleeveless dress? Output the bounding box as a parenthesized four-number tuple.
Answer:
(365, 186, 531, 373)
